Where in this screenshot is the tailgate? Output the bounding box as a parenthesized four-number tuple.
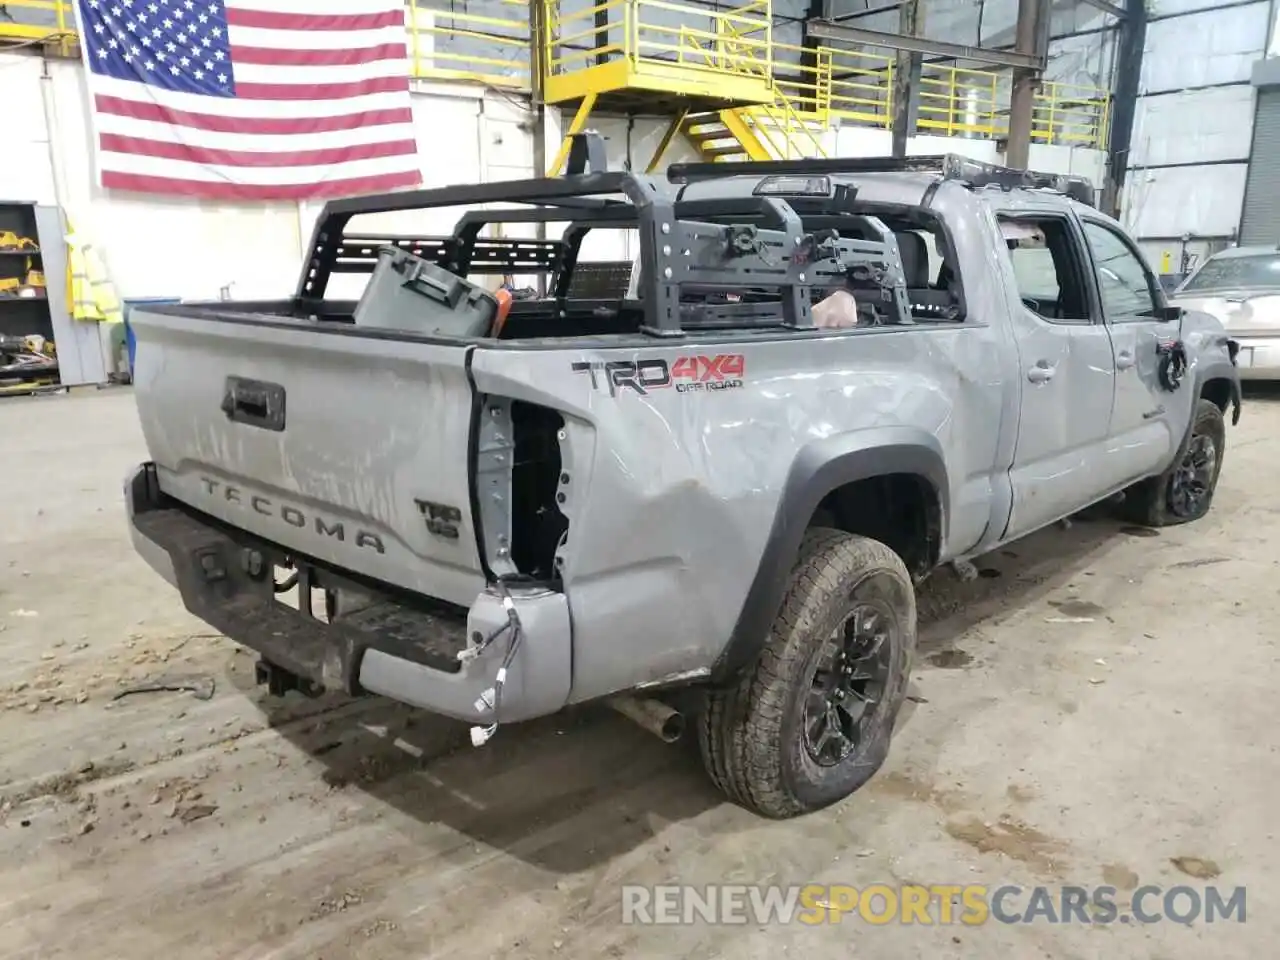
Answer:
(129, 307, 484, 607)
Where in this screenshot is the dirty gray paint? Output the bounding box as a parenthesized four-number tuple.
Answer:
(127, 314, 488, 608)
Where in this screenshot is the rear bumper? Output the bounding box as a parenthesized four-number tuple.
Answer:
(1232, 336, 1280, 380)
(125, 463, 571, 724)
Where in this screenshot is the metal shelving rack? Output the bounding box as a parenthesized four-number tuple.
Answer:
(0, 200, 58, 394)
(0, 201, 107, 394)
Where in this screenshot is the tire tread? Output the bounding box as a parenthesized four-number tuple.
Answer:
(699, 528, 915, 818)
(1121, 399, 1226, 527)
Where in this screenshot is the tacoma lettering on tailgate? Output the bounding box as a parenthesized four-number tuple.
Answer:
(199, 477, 386, 554)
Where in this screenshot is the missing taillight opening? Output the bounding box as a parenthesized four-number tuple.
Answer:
(475, 397, 569, 586)
(510, 402, 569, 583)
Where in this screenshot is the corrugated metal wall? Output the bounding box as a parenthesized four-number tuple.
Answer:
(1239, 87, 1280, 245)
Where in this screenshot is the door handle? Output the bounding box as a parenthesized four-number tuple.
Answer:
(1027, 361, 1056, 384)
(1116, 350, 1135, 370)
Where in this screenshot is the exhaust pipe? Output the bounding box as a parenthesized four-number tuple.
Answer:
(608, 696, 685, 743)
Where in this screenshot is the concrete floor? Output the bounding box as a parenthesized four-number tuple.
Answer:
(0, 387, 1275, 959)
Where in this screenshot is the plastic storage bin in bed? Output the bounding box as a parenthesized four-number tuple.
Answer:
(352, 247, 498, 337)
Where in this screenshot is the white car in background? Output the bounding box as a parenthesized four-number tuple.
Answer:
(1170, 245, 1280, 379)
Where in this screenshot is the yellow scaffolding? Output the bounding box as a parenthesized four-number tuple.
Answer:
(539, 0, 776, 107)
(3, 0, 1113, 155)
(0, 0, 76, 53)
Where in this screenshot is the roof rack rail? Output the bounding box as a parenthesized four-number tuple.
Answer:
(666, 153, 1097, 207)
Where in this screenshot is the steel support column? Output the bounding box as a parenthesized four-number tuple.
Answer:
(1103, 0, 1147, 217)
(802, 0, 828, 93)
(1005, 0, 1046, 169)
(890, 0, 921, 158)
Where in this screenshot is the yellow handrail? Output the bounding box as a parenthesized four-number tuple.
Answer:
(745, 82, 827, 159)
(406, 0, 531, 89)
(543, 0, 772, 79)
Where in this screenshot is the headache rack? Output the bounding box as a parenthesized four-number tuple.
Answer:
(298, 134, 914, 336)
(667, 153, 1097, 208)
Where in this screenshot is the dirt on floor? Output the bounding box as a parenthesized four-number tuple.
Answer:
(0, 387, 1276, 960)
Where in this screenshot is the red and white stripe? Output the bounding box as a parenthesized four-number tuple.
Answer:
(81, 0, 422, 201)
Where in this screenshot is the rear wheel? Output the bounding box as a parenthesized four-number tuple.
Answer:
(1121, 399, 1226, 527)
(698, 528, 916, 819)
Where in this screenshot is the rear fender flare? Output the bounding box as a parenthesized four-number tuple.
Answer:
(1194, 361, 1242, 426)
(711, 427, 949, 682)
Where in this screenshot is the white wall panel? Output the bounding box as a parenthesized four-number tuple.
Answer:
(1121, 164, 1250, 238)
(1130, 85, 1257, 166)
(903, 0, 1112, 52)
(1047, 5, 1112, 38)
(1151, 0, 1251, 17)
(1142, 3, 1270, 92)
(0, 55, 56, 205)
(1027, 143, 1107, 184)
(1046, 30, 1115, 89)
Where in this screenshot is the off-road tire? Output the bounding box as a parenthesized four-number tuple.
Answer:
(1120, 399, 1226, 527)
(698, 528, 916, 819)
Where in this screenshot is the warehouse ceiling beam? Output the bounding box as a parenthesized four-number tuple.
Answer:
(806, 20, 1045, 69)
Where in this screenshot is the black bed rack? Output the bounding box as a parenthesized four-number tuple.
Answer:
(300, 133, 914, 335)
(666, 153, 1097, 207)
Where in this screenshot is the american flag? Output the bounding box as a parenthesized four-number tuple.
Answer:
(73, 0, 422, 200)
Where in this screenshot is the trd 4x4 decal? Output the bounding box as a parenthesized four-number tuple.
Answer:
(571, 354, 746, 397)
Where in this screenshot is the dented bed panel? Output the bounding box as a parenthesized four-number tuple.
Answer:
(128, 308, 485, 608)
(468, 315, 1009, 700)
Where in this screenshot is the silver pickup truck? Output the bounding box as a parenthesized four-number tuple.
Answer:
(124, 147, 1241, 819)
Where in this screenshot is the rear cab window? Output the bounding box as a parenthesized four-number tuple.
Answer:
(997, 212, 1094, 324)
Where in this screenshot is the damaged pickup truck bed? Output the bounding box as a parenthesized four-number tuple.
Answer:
(125, 143, 1242, 818)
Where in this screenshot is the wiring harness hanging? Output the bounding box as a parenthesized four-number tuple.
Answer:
(1157, 340, 1188, 392)
(458, 579, 526, 746)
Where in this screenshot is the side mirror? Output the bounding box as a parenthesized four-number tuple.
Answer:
(1157, 304, 1183, 322)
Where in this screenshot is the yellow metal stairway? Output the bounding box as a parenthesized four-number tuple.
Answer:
(682, 110, 775, 163)
(539, 0, 830, 173)
(680, 105, 829, 164)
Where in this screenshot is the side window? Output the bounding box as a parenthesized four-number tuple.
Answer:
(998, 215, 1091, 323)
(1080, 221, 1159, 321)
